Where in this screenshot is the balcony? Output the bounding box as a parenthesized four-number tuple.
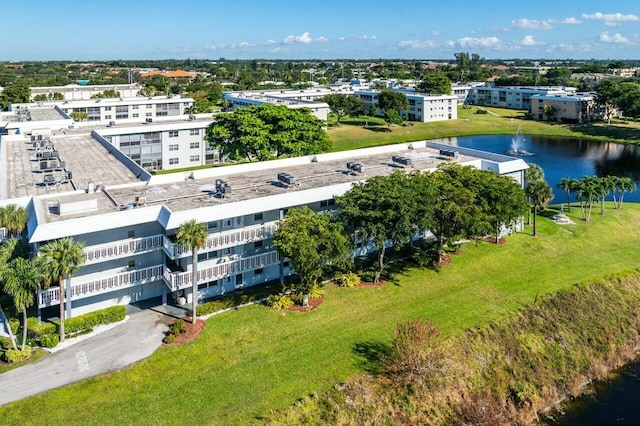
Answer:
(83, 234, 165, 264)
(164, 251, 280, 292)
(164, 222, 279, 259)
(38, 264, 165, 308)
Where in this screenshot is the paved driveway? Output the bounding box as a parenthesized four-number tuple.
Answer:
(0, 308, 171, 406)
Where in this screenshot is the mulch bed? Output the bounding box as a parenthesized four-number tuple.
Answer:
(358, 277, 389, 288)
(433, 254, 452, 267)
(287, 297, 324, 312)
(164, 317, 205, 345)
(484, 237, 507, 245)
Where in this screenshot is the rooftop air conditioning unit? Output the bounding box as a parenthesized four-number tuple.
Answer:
(277, 172, 296, 186)
(392, 155, 412, 166)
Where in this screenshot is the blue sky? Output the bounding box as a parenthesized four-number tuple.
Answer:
(1, 1, 638, 60)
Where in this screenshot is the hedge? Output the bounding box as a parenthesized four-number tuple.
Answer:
(4, 346, 31, 363)
(56, 305, 126, 335)
(196, 285, 277, 316)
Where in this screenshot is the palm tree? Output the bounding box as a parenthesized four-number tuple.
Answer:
(176, 220, 208, 324)
(525, 180, 554, 237)
(39, 237, 85, 342)
(556, 177, 578, 212)
(575, 177, 599, 221)
(2, 258, 42, 350)
(0, 204, 28, 238)
(524, 164, 545, 225)
(616, 177, 636, 209)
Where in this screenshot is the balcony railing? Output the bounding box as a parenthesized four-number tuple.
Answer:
(37, 264, 165, 308)
(165, 222, 279, 259)
(164, 251, 280, 291)
(83, 235, 165, 264)
(0, 227, 8, 242)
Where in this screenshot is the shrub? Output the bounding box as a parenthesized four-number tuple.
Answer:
(336, 272, 360, 288)
(61, 305, 126, 335)
(475, 108, 488, 114)
(4, 346, 31, 363)
(195, 285, 277, 316)
(0, 336, 12, 350)
(163, 334, 176, 344)
(267, 294, 294, 311)
(39, 334, 59, 348)
(360, 271, 376, 283)
(309, 284, 325, 299)
(27, 317, 56, 338)
(168, 319, 187, 335)
(9, 318, 19, 335)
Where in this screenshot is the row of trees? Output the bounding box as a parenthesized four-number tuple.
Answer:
(274, 163, 530, 304)
(557, 175, 636, 221)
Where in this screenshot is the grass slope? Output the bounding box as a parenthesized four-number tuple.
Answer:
(329, 107, 640, 152)
(1, 204, 638, 425)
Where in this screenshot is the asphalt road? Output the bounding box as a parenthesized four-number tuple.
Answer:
(0, 309, 169, 406)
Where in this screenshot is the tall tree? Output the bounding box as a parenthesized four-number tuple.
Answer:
(176, 220, 209, 323)
(337, 171, 416, 283)
(525, 180, 554, 236)
(2, 258, 42, 350)
(557, 177, 579, 212)
(274, 207, 350, 306)
(205, 104, 329, 162)
(595, 79, 623, 125)
(614, 177, 637, 209)
(0, 204, 29, 238)
(417, 73, 452, 95)
(0, 83, 31, 109)
(377, 89, 408, 117)
(39, 237, 85, 342)
(575, 176, 599, 222)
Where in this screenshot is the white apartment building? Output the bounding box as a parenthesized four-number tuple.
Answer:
(0, 117, 528, 320)
(530, 93, 596, 123)
(30, 84, 143, 101)
(223, 91, 330, 121)
(353, 89, 458, 122)
(466, 86, 577, 110)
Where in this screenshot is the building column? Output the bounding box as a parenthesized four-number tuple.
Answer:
(65, 278, 72, 319)
(162, 285, 167, 305)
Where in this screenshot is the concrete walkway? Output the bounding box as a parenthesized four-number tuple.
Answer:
(0, 305, 180, 406)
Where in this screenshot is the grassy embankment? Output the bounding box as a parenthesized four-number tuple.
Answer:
(0, 204, 638, 425)
(328, 106, 640, 151)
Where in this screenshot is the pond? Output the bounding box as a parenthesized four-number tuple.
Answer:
(439, 135, 640, 203)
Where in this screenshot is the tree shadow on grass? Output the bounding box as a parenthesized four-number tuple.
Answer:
(568, 123, 640, 142)
(352, 340, 390, 373)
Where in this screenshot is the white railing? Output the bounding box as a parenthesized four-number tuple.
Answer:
(165, 222, 279, 259)
(164, 251, 280, 291)
(38, 264, 165, 308)
(83, 235, 165, 264)
(0, 227, 8, 242)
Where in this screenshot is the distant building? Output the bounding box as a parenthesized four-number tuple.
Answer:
(353, 89, 458, 122)
(140, 70, 197, 80)
(223, 91, 330, 121)
(466, 86, 577, 110)
(530, 93, 596, 123)
(30, 84, 143, 101)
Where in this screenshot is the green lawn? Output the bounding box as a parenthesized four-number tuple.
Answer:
(329, 106, 640, 151)
(1, 204, 638, 425)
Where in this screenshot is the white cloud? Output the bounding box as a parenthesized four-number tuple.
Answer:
(582, 12, 639, 26)
(264, 39, 277, 45)
(337, 36, 346, 41)
(599, 31, 630, 43)
(353, 34, 376, 40)
(560, 17, 582, 24)
(511, 18, 554, 30)
(444, 40, 456, 48)
(317, 36, 329, 43)
(457, 36, 501, 48)
(205, 42, 253, 51)
(283, 32, 313, 44)
(432, 30, 441, 37)
(520, 35, 543, 46)
(397, 39, 438, 49)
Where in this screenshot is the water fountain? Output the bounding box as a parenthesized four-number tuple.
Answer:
(505, 127, 534, 156)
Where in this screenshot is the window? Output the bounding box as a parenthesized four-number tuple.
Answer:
(128, 260, 135, 268)
(128, 230, 135, 238)
(190, 142, 200, 149)
(105, 115, 111, 119)
(105, 106, 112, 111)
(132, 105, 139, 110)
(169, 158, 179, 165)
(222, 247, 232, 255)
(254, 268, 263, 275)
(208, 221, 218, 230)
(223, 219, 232, 228)
(190, 155, 200, 162)
(283, 261, 290, 268)
(190, 129, 199, 136)
(146, 112, 152, 117)
(133, 113, 139, 118)
(168, 130, 179, 138)
(146, 104, 152, 108)
(254, 240, 263, 249)
(254, 213, 263, 221)
(169, 144, 178, 151)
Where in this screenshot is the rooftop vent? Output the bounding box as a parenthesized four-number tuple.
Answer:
(277, 172, 296, 186)
(439, 149, 459, 158)
(346, 162, 363, 173)
(391, 155, 413, 166)
(215, 179, 232, 195)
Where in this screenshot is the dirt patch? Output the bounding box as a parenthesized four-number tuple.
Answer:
(433, 254, 452, 267)
(164, 317, 205, 345)
(358, 277, 389, 288)
(287, 297, 324, 312)
(484, 237, 506, 245)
